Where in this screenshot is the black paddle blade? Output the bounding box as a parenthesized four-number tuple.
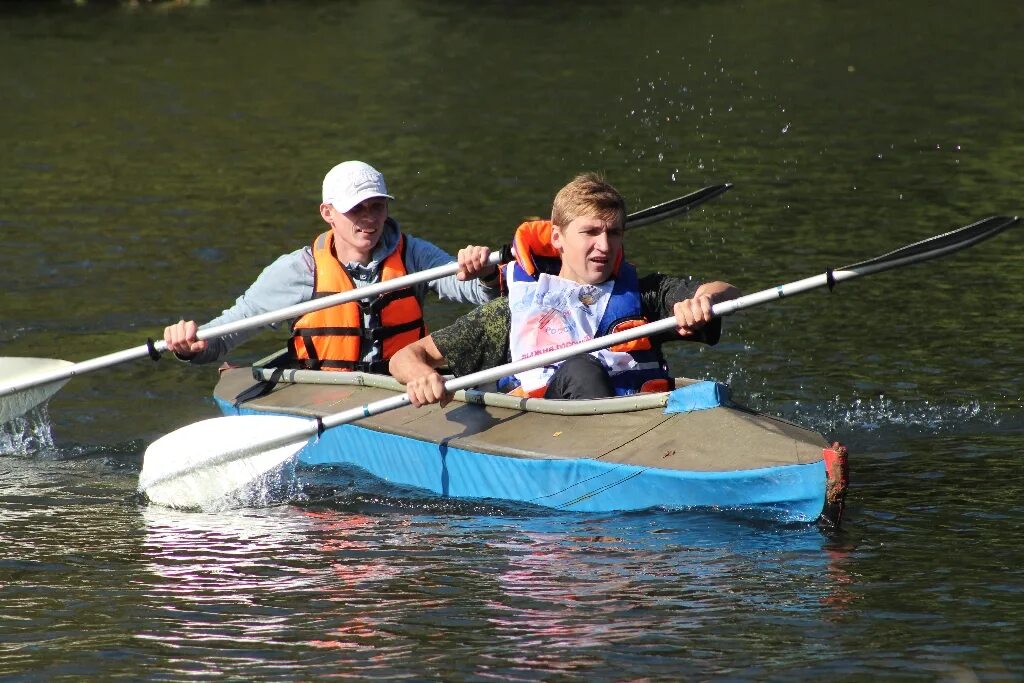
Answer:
(841, 215, 1019, 271)
(625, 183, 733, 228)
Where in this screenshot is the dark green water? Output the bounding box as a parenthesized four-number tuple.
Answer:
(2, 1, 1023, 680)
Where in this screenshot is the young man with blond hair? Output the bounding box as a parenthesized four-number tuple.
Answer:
(390, 172, 739, 405)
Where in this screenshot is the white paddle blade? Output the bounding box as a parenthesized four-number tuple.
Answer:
(139, 415, 312, 510)
(0, 357, 74, 425)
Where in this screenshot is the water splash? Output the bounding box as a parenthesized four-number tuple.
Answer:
(614, 47, 795, 186)
(0, 406, 57, 455)
(791, 394, 1000, 436)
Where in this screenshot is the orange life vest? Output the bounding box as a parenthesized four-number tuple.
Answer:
(288, 230, 426, 373)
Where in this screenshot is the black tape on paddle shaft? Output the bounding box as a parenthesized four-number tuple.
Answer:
(498, 243, 514, 264)
(146, 338, 161, 361)
(826, 269, 836, 292)
(316, 417, 325, 439)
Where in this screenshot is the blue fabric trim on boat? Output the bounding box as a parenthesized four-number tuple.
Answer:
(664, 381, 731, 414)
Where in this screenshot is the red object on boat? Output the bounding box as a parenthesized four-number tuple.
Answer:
(819, 442, 849, 529)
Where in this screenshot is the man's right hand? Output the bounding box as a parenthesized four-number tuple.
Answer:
(164, 319, 207, 358)
(390, 335, 453, 407)
(405, 371, 452, 408)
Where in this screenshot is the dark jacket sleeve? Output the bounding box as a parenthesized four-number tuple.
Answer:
(431, 297, 513, 377)
(638, 272, 722, 346)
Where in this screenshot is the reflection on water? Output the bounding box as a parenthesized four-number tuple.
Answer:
(135, 503, 855, 677)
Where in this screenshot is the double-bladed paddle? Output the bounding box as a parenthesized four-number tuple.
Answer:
(0, 182, 732, 426)
(139, 214, 1019, 510)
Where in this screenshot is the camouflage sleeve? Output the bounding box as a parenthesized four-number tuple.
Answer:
(638, 272, 722, 345)
(431, 297, 512, 377)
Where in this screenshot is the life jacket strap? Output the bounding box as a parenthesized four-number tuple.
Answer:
(291, 319, 424, 342)
(358, 286, 417, 314)
(313, 358, 391, 373)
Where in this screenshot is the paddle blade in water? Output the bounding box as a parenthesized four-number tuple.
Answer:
(139, 415, 312, 510)
(0, 357, 75, 425)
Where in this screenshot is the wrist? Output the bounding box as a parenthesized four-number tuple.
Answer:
(480, 267, 500, 286)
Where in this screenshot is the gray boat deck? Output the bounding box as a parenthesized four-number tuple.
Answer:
(215, 368, 827, 473)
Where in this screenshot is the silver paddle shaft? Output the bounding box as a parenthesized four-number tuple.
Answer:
(0, 253, 502, 398)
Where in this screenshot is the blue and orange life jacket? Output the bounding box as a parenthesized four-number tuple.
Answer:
(288, 230, 426, 373)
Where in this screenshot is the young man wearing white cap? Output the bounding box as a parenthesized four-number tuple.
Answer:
(164, 161, 500, 374)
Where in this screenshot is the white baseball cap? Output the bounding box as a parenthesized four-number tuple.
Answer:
(321, 161, 394, 212)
